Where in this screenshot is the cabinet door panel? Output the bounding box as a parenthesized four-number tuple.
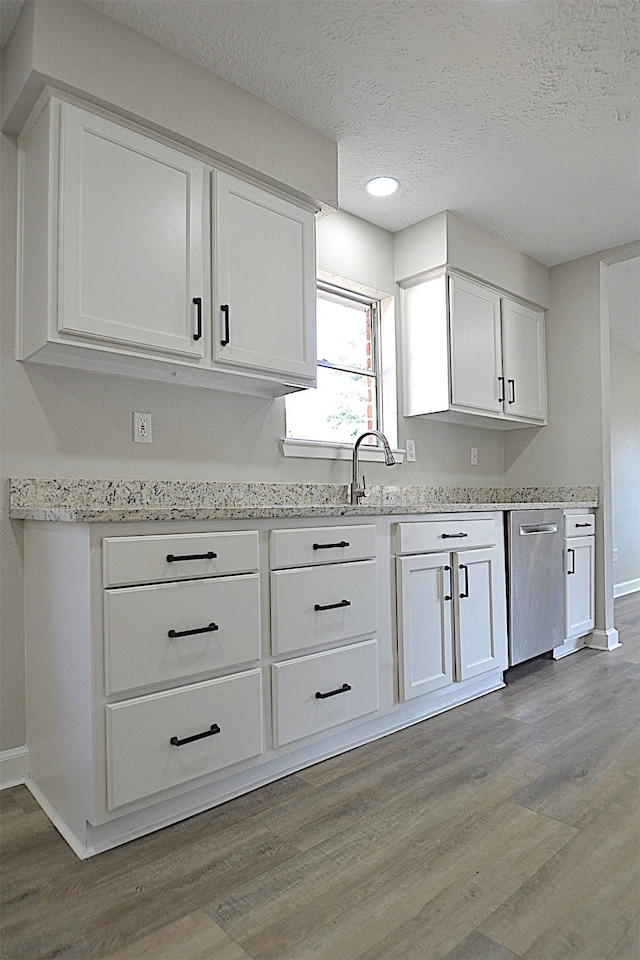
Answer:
(565, 537, 595, 639)
(396, 554, 453, 700)
(455, 548, 501, 681)
(449, 276, 502, 414)
(215, 172, 316, 382)
(59, 104, 206, 358)
(501, 298, 546, 421)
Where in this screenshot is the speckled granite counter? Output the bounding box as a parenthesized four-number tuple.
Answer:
(9, 478, 598, 522)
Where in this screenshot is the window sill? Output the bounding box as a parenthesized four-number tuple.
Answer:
(282, 438, 406, 463)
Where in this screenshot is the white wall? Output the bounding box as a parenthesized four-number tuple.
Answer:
(610, 339, 640, 594)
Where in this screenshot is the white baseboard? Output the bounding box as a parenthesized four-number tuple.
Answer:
(0, 746, 29, 789)
(587, 627, 621, 651)
(614, 579, 640, 599)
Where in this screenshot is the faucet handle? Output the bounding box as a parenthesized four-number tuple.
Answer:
(361, 475, 367, 499)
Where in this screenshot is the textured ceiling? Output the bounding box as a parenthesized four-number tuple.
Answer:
(1, 1, 638, 341)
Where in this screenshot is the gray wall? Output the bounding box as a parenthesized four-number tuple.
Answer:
(610, 339, 640, 594)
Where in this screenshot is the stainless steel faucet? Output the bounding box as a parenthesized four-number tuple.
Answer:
(350, 430, 396, 505)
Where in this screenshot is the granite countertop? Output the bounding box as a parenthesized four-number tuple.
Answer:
(9, 478, 598, 522)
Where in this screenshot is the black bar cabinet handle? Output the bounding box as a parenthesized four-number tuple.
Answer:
(166, 551, 217, 562)
(498, 376, 505, 403)
(192, 297, 202, 341)
(315, 683, 352, 700)
(508, 378, 516, 404)
(312, 541, 350, 550)
(443, 564, 453, 601)
(440, 533, 468, 539)
(459, 563, 469, 599)
(576, 522, 592, 528)
(567, 547, 576, 575)
(168, 622, 219, 639)
(314, 599, 351, 612)
(220, 304, 230, 346)
(170, 723, 220, 747)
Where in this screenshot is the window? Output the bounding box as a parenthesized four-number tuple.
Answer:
(286, 283, 382, 445)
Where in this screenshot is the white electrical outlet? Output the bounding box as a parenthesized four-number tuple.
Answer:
(613, 548, 619, 562)
(133, 412, 152, 443)
(405, 439, 416, 462)
(471, 446, 478, 466)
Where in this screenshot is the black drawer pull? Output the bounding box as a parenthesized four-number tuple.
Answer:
(575, 522, 592, 528)
(168, 622, 219, 639)
(312, 540, 350, 550)
(166, 551, 217, 562)
(440, 533, 468, 539)
(314, 599, 351, 612)
(315, 683, 352, 700)
(192, 297, 202, 341)
(170, 723, 220, 747)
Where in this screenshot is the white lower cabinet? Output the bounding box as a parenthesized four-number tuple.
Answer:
(554, 513, 595, 657)
(23, 513, 510, 858)
(395, 514, 507, 705)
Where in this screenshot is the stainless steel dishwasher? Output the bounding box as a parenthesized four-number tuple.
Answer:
(506, 509, 564, 666)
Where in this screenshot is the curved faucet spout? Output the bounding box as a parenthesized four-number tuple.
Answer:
(351, 430, 396, 505)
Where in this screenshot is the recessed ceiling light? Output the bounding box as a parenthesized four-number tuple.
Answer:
(366, 177, 400, 197)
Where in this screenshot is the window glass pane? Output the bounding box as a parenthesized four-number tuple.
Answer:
(317, 293, 372, 371)
(286, 367, 377, 444)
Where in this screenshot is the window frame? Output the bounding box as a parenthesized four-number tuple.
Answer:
(283, 272, 402, 462)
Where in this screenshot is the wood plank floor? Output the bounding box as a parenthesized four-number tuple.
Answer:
(2, 594, 638, 960)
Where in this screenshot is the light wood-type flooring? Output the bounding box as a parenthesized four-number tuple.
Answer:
(2, 594, 639, 960)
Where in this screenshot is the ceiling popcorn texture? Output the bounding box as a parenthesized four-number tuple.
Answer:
(1, 0, 638, 271)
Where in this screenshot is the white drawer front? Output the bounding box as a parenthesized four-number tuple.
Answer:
(103, 531, 259, 586)
(106, 669, 263, 809)
(104, 574, 261, 694)
(272, 640, 378, 747)
(396, 518, 497, 555)
(271, 560, 377, 656)
(270, 525, 376, 569)
(564, 514, 595, 537)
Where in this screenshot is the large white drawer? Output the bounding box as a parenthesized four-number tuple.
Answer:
(102, 531, 259, 587)
(105, 669, 263, 809)
(271, 560, 377, 656)
(395, 518, 497, 555)
(272, 639, 378, 747)
(104, 574, 261, 694)
(270, 525, 376, 569)
(564, 514, 595, 537)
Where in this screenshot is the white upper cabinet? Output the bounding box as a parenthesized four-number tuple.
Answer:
(501, 297, 547, 422)
(214, 172, 316, 382)
(401, 271, 547, 429)
(17, 96, 317, 397)
(448, 276, 503, 415)
(59, 104, 207, 359)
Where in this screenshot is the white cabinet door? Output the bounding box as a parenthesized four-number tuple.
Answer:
(448, 275, 503, 415)
(501, 298, 547, 422)
(455, 548, 502, 681)
(214, 172, 316, 383)
(59, 104, 207, 359)
(396, 553, 454, 701)
(565, 536, 595, 639)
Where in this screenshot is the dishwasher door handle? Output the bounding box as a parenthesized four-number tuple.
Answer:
(519, 523, 559, 535)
